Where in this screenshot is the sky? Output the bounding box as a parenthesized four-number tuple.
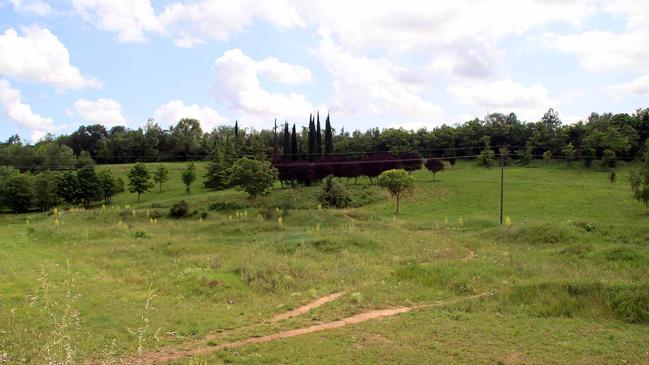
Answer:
(0, 0, 648, 142)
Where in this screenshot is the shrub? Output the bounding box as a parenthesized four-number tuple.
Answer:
(229, 157, 278, 201)
(478, 148, 495, 168)
(378, 169, 413, 214)
(601, 149, 617, 169)
(318, 175, 353, 208)
(424, 158, 444, 181)
(169, 200, 189, 218)
(208, 201, 244, 211)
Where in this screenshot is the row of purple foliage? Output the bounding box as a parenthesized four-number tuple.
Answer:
(272, 151, 445, 185)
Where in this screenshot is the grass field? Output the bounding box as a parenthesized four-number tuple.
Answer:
(1, 161, 648, 364)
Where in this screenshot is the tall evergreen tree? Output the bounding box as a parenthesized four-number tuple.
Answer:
(308, 115, 316, 159)
(273, 119, 278, 155)
(234, 120, 239, 140)
(325, 113, 333, 154)
(291, 124, 298, 161)
(316, 111, 322, 156)
(283, 122, 290, 158)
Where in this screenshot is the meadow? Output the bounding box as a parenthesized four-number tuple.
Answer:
(1, 161, 648, 364)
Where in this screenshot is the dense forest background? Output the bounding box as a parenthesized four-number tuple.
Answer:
(2, 108, 648, 171)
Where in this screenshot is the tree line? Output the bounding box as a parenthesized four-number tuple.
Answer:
(2, 108, 647, 172)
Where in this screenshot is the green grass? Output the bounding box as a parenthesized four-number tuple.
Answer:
(1, 160, 648, 364)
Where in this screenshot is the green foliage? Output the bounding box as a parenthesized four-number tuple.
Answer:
(601, 149, 617, 169)
(582, 148, 596, 168)
(517, 145, 533, 166)
(0, 170, 33, 212)
(562, 143, 576, 166)
(33, 171, 58, 211)
(76, 166, 102, 207)
(378, 169, 413, 214)
(543, 150, 552, 164)
(98, 169, 123, 204)
(75, 150, 95, 168)
(318, 176, 353, 208)
(127, 163, 153, 202)
(203, 148, 230, 190)
(630, 155, 649, 207)
(152, 165, 169, 193)
(56, 171, 80, 204)
(170, 200, 189, 218)
(181, 162, 197, 193)
(478, 148, 495, 168)
(228, 157, 278, 200)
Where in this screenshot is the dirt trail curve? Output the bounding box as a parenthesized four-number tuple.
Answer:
(271, 292, 345, 321)
(463, 247, 476, 261)
(115, 291, 493, 365)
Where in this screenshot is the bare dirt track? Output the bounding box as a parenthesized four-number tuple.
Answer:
(113, 292, 493, 364)
(271, 291, 345, 321)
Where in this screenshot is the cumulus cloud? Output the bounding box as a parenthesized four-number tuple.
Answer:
(0, 26, 101, 90)
(71, 98, 126, 127)
(213, 48, 314, 124)
(153, 100, 227, 131)
(447, 79, 553, 121)
(9, 0, 51, 15)
(158, 0, 304, 47)
(256, 57, 312, 84)
(610, 74, 649, 96)
(70, 0, 162, 43)
(0, 78, 57, 141)
(317, 33, 442, 121)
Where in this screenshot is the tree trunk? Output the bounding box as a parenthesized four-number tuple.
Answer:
(396, 196, 400, 214)
(137, 192, 141, 202)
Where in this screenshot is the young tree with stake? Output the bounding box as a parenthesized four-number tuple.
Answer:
(128, 163, 153, 202)
(182, 162, 196, 193)
(153, 165, 169, 192)
(378, 169, 414, 214)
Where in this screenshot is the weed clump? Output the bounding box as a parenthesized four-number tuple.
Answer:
(496, 224, 575, 245)
(318, 176, 353, 208)
(169, 200, 189, 218)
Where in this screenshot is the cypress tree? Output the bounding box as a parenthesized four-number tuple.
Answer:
(316, 111, 322, 156)
(283, 122, 290, 158)
(273, 119, 278, 155)
(234, 120, 239, 140)
(325, 113, 333, 154)
(308, 114, 316, 159)
(291, 124, 298, 161)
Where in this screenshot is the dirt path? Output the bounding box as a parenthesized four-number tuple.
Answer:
(271, 292, 345, 321)
(118, 292, 493, 364)
(463, 247, 476, 261)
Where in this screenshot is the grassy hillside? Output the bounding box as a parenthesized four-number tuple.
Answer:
(1, 161, 648, 364)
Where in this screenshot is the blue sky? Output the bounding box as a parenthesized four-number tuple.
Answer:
(0, 0, 648, 142)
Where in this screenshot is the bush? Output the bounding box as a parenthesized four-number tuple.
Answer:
(318, 176, 353, 208)
(601, 149, 617, 169)
(208, 201, 244, 211)
(169, 200, 189, 218)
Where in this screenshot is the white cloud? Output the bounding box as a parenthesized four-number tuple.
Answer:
(0, 26, 101, 90)
(158, 0, 304, 47)
(71, 98, 126, 127)
(0, 78, 57, 141)
(213, 48, 314, 124)
(153, 100, 227, 131)
(317, 33, 442, 121)
(542, 1, 649, 73)
(610, 74, 649, 96)
(447, 79, 553, 121)
(543, 30, 649, 72)
(70, 0, 162, 43)
(9, 0, 51, 15)
(257, 57, 312, 84)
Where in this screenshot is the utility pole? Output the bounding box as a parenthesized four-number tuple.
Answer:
(500, 147, 505, 225)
